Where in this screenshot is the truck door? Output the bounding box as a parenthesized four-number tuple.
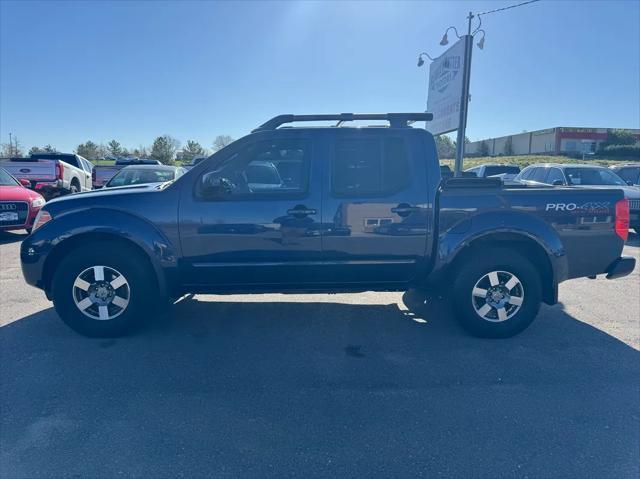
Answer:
(319, 129, 431, 284)
(178, 131, 322, 287)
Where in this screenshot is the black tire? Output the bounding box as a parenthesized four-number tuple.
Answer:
(52, 242, 155, 337)
(69, 182, 79, 194)
(451, 248, 542, 338)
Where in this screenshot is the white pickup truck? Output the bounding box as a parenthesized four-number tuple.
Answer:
(0, 153, 93, 199)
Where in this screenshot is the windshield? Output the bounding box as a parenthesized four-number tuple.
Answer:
(0, 168, 19, 186)
(564, 167, 627, 186)
(106, 168, 175, 187)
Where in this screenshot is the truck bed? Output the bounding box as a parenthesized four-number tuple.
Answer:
(438, 179, 627, 280)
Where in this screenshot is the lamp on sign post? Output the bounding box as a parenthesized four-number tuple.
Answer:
(417, 12, 486, 177)
(418, 1, 541, 176)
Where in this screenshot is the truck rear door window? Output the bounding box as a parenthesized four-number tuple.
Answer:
(332, 138, 410, 197)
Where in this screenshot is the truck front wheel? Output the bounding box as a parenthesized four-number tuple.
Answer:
(51, 242, 154, 337)
(451, 249, 542, 338)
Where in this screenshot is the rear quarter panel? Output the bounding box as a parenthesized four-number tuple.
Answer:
(437, 185, 626, 281)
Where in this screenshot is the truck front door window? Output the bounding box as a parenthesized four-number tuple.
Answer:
(199, 139, 310, 199)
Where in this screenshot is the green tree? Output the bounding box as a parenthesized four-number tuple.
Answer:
(29, 144, 56, 155)
(435, 135, 456, 159)
(600, 129, 636, 151)
(76, 140, 101, 160)
(212, 135, 234, 152)
(182, 140, 207, 162)
(150, 135, 180, 164)
(503, 136, 514, 155)
(479, 140, 490, 156)
(107, 140, 124, 157)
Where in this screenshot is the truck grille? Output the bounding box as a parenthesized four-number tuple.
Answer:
(0, 201, 29, 227)
(628, 199, 640, 211)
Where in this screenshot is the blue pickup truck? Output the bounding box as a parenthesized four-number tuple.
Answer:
(20, 113, 635, 338)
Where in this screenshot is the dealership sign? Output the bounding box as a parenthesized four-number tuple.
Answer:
(426, 38, 466, 136)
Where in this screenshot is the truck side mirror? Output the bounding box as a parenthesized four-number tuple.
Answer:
(18, 178, 31, 187)
(552, 179, 564, 186)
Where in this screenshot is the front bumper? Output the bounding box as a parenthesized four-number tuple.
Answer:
(605, 256, 636, 280)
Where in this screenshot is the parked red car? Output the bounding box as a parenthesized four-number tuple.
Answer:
(0, 167, 46, 234)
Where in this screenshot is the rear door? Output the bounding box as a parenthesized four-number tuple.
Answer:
(319, 129, 430, 284)
(178, 130, 323, 287)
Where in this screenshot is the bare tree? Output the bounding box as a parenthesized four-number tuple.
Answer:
(212, 135, 234, 152)
(1, 136, 25, 157)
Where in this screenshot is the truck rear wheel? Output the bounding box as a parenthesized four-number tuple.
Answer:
(51, 242, 154, 337)
(451, 248, 542, 338)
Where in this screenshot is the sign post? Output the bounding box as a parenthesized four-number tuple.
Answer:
(454, 32, 473, 176)
(424, 12, 476, 177)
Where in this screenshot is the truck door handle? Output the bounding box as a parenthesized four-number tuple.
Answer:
(391, 204, 420, 217)
(287, 206, 317, 217)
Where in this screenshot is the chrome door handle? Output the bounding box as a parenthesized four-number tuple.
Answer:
(287, 206, 317, 217)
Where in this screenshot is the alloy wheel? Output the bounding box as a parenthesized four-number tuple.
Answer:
(471, 270, 524, 322)
(72, 265, 130, 320)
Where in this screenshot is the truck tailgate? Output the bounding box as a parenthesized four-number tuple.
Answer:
(0, 159, 57, 183)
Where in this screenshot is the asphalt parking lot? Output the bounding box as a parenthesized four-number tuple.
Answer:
(1, 230, 639, 478)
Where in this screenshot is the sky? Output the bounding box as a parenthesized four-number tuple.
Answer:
(1, 0, 639, 153)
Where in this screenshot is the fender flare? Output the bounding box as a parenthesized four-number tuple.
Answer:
(40, 208, 178, 297)
(431, 211, 568, 301)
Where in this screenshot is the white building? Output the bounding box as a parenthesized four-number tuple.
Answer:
(466, 127, 640, 156)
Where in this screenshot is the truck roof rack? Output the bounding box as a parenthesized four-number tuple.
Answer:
(253, 113, 433, 132)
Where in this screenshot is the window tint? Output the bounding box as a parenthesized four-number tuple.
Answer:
(531, 168, 548, 183)
(199, 139, 310, 198)
(518, 168, 533, 180)
(546, 168, 565, 185)
(332, 138, 410, 196)
(615, 167, 640, 184)
(107, 168, 176, 187)
(59, 156, 79, 168)
(80, 158, 93, 172)
(565, 168, 626, 186)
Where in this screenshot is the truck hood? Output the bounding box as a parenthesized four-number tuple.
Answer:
(47, 182, 167, 206)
